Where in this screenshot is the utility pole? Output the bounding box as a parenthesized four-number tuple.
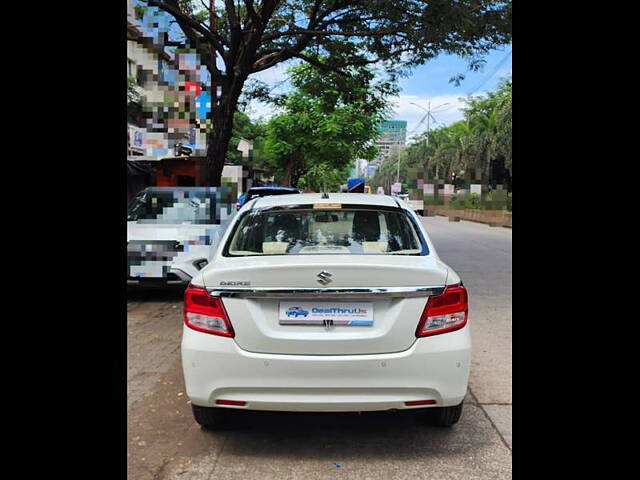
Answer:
(411, 100, 449, 146)
(410, 100, 450, 180)
(425, 101, 431, 147)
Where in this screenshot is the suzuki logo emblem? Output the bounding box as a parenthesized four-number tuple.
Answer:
(317, 270, 333, 285)
(323, 319, 334, 330)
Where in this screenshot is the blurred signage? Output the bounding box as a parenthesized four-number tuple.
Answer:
(347, 178, 365, 193)
(128, 124, 146, 154)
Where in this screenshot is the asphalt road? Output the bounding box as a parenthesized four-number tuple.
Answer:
(127, 216, 512, 480)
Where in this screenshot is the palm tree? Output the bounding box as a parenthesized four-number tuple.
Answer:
(470, 108, 499, 182)
(436, 121, 476, 184)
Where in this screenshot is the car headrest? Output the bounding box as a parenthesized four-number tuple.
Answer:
(352, 210, 381, 242)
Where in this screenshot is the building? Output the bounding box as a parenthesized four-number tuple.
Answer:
(373, 120, 407, 164)
(127, 0, 176, 157)
(127, 0, 207, 158)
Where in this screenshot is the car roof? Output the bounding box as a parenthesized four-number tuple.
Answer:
(144, 187, 216, 191)
(252, 193, 405, 209)
(247, 186, 300, 195)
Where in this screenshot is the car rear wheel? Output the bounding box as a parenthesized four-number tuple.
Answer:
(428, 402, 463, 427)
(192, 405, 229, 430)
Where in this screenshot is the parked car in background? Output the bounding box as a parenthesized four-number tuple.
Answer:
(182, 193, 471, 429)
(237, 186, 300, 209)
(127, 187, 235, 288)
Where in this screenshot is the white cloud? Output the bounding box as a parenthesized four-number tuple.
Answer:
(244, 62, 293, 121)
(245, 99, 279, 121)
(248, 61, 291, 86)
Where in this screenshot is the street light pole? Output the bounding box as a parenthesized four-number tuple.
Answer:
(409, 100, 450, 180)
(426, 101, 431, 147)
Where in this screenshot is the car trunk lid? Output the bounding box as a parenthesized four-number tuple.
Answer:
(202, 256, 448, 355)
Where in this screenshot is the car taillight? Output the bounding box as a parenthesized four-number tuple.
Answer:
(416, 283, 468, 337)
(184, 284, 234, 337)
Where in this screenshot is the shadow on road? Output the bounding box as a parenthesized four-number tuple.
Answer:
(193, 406, 488, 461)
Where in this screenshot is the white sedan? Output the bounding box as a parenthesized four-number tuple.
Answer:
(127, 187, 235, 287)
(182, 193, 470, 428)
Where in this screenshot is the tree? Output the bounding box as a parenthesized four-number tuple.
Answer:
(297, 162, 351, 192)
(494, 80, 512, 175)
(371, 77, 512, 193)
(127, 77, 143, 124)
(263, 61, 394, 187)
(226, 110, 268, 165)
(143, 0, 512, 185)
(462, 78, 511, 182)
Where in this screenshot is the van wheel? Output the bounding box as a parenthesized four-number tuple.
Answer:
(429, 402, 463, 427)
(192, 405, 228, 430)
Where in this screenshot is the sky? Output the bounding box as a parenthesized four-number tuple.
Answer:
(245, 45, 512, 144)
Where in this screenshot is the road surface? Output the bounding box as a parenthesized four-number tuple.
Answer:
(127, 216, 512, 479)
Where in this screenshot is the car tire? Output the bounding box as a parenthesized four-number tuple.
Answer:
(429, 402, 463, 427)
(192, 405, 229, 430)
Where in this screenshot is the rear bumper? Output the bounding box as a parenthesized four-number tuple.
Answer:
(182, 326, 471, 412)
(127, 268, 192, 287)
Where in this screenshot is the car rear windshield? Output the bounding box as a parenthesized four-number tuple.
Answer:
(226, 207, 425, 256)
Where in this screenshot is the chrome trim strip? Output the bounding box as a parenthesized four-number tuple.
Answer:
(206, 286, 445, 298)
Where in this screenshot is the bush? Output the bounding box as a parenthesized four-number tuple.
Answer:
(448, 192, 482, 209)
(448, 191, 512, 211)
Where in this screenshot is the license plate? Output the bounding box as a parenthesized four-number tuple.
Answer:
(129, 263, 166, 278)
(279, 302, 373, 326)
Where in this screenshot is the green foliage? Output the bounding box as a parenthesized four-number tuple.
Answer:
(134, 5, 148, 20)
(297, 162, 350, 192)
(127, 77, 142, 123)
(127, 77, 141, 105)
(447, 191, 511, 211)
(226, 111, 268, 165)
(263, 61, 394, 187)
(448, 193, 482, 210)
(371, 77, 512, 191)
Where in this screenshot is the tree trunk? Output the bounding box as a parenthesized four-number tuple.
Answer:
(206, 115, 234, 187)
(282, 148, 302, 187)
(283, 155, 295, 187)
(206, 73, 247, 186)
